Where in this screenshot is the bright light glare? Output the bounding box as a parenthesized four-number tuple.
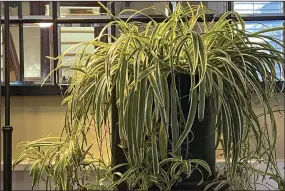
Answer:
(38, 23, 53, 28)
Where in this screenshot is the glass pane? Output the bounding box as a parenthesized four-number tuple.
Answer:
(59, 2, 105, 18)
(170, 2, 227, 16)
(58, 23, 107, 84)
(9, 25, 20, 83)
(22, 23, 54, 84)
(1, 2, 52, 19)
(0, 2, 18, 20)
(234, 1, 283, 15)
(115, 2, 169, 16)
(245, 20, 284, 80)
(22, 2, 52, 18)
(206, 2, 227, 14)
(1, 25, 20, 83)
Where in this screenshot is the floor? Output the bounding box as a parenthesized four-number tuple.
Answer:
(0, 160, 284, 190)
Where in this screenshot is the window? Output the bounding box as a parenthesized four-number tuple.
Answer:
(234, 2, 284, 80)
(1, 2, 54, 85)
(59, 2, 104, 18)
(115, 2, 168, 16)
(58, 23, 107, 84)
(234, 1, 283, 15)
(0, 2, 106, 85)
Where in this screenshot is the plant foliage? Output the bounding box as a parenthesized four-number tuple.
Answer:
(15, 2, 284, 190)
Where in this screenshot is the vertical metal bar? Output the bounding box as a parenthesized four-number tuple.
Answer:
(0, 2, 2, 189)
(282, 4, 285, 156)
(280, 21, 285, 143)
(18, 1, 24, 82)
(52, 2, 58, 84)
(227, 1, 232, 26)
(40, 28, 51, 79)
(4, 2, 9, 125)
(30, 2, 52, 81)
(110, 3, 127, 189)
(2, 2, 13, 190)
(227, 1, 232, 12)
(111, 1, 117, 166)
(169, 2, 173, 12)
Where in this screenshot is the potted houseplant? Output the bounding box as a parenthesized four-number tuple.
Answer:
(15, 2, 284, 190)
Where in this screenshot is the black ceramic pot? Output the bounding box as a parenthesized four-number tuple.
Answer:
(113, 74, 216, 190)
(174, 74, 216, 183)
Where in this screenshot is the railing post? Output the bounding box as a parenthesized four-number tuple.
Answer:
(0, 2, 2, 189)
(110, 2, 127, 190)
(2, 2, 13, 190)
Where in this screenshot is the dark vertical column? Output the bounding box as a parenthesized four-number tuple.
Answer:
(30, 2, 51, 80)
(171, 75, 216, 189)
(94, 24, 100, 40)
(52, 2, 58, 84)
(283, 16, 285, 155)
(95, 2, 107, 42)
(40, 28, 50, 79)
(110, 2, 127, 190)
(0, 2, 2, 189)
(18, 2, 24, 82)
(168, 2, 173, 13)
(227, 1, 232, 12)
(2, 2, 13, 190)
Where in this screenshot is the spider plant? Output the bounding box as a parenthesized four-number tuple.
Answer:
(15, 2, 284, 190)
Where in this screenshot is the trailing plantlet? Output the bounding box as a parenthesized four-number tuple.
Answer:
(15, 2, 284, 190)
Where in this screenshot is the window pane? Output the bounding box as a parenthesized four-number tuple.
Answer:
(115, 2, 169, 16)
(245, 21, 284, 80)
(59, 2, 105, 18)
(9, 25, 20, 82)
(0, 2, 51, 19)
(22, 2, 52, 18)
(206, 2, 227, 14)
(22, 23, 53, 84)
(172, 2, 227, 15)
(58, 23, 107, 84)
(0, 1, 18, 19)
(1, 25, 20, 83)
(234, 2, 284, 80)
(234, 1, 283, 15)
(1, 24, 54, 84)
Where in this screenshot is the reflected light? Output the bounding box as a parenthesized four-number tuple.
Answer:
(37, 23, 53, 28)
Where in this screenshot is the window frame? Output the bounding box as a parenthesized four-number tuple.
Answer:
(232, 1, 285, 16)
(233, 1, 285, 82)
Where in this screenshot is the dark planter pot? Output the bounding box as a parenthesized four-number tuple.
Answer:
(150, 74, 216, 190)
(175, 74, 216, 182)
(113, 74, 216, 190)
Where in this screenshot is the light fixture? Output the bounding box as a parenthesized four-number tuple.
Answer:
(37, 23, 53, 28)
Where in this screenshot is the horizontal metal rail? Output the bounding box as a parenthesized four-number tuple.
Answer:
(2, 15, 285, 25)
